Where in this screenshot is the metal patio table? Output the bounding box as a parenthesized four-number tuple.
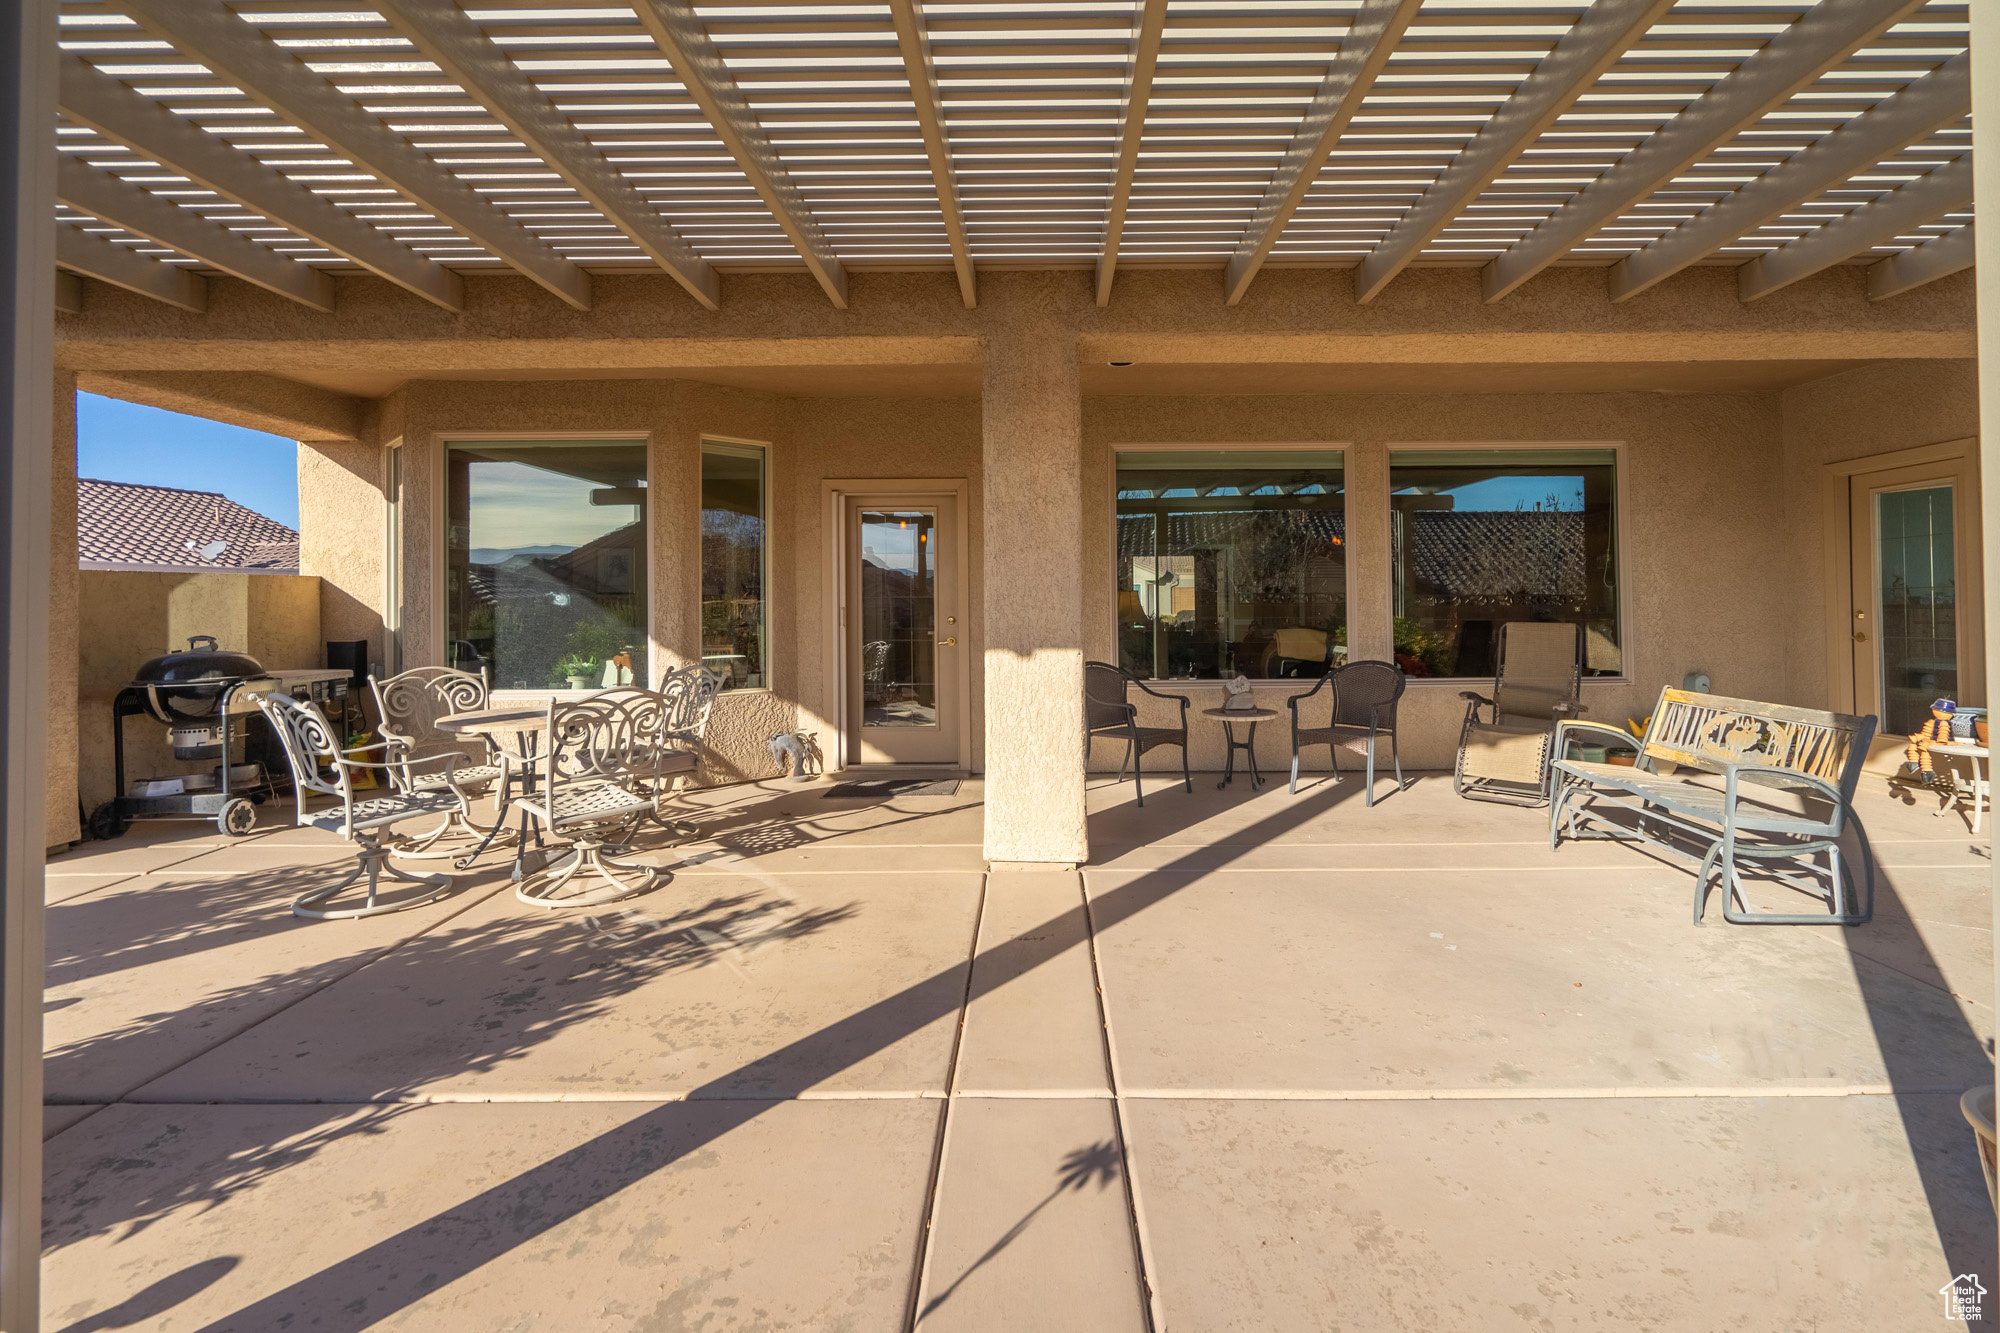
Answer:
(1201, 705, 1280, 790)
(436, 705, 553, 881)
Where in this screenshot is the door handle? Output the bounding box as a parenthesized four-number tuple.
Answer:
(938, 637, 957, 647)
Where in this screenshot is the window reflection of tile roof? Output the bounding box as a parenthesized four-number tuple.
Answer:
(1116, 508, 1586, 600)
(78, 479, 299, 572)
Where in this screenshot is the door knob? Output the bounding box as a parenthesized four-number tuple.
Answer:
(938, 637, 957, 647)
(1852, 631, 1868, 643)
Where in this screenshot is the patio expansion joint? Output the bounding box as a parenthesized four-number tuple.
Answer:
(900, 868, 991, 1333)
(1083, 876, 1162, 1333)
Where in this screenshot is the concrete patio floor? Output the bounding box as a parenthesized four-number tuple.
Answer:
(38, 767, 1996, 1331)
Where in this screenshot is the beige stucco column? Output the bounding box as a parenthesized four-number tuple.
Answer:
(980, 321, 1087, 865)
(48, 371, 78, 849)
(1972, 0, 1999, 1170)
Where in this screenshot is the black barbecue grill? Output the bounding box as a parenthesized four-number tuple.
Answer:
(90, 636, 353, 841)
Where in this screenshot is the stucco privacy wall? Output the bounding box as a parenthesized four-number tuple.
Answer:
(1778, 359, 1981, 712)
(1083, 392, 1792, 774)
(339, 377, 797, 785)
(49, 374, 78, 849)
(780, 395, 984, 772)
(73, 572, 320, 819)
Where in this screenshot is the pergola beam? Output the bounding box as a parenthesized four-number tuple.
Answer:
(1223, 0, 1421, 306)
(633, 0, 848, 309)
(54, 271, 83, 316)
(58, 55, 463, 313)
(1610, 52, 1969, 302)
(117, 0, 591, 310)
(888, 0, 974, 308)
(1867, 222, 1974, 300)
(1096, 0, 1169, 307)
(1483, 0, 1929, 303)
(57, 155, 332, 311)
(54, 227, 206, 313)
(1738, 155, 1973, 300)
(375, 0, 718, 311)
(1355, 0, 1674, 305)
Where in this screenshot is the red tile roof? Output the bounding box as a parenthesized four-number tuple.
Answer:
(78, 479, 300, 572)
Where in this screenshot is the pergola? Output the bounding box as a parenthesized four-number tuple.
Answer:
(44, 0, 1974, 316)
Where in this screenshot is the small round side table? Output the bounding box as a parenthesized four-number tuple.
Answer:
(1201, 706, 1280, 790)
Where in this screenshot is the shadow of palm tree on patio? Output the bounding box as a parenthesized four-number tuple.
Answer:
(917, 1140, 1123, 1321)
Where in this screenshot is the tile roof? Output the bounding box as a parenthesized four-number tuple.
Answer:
(77, 478, 299, 572)
(1117, 507, 1587, 602)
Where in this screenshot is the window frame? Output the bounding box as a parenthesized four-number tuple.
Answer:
(700, 435, 772, 694)
(432, 430, 655, 698)
(1106, 441, 1354, 685)
(1384, 439, 1630, 687)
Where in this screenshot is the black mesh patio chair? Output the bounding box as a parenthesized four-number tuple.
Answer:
(1085, 660, 1190, 807)
(1286, 659, 1407, 805)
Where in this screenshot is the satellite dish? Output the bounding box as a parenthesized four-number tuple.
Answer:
(186, 539, 228, 562)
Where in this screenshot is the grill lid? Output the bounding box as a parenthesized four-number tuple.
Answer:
(131, 635, 265, 687)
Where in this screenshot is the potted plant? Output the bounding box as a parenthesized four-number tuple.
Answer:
(555, 653, 600, 691)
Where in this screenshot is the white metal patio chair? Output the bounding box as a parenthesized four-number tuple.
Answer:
(368, 665, 510, 858)
(511, 687, 680, 908)
(255, 690, 474, 920)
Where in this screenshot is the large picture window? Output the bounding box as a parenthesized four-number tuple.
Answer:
(1389, 448, 1620, 679)
(701, 441, 766, 690)
(1116, 450, 1346, 680)
(445, 438, 648, 691)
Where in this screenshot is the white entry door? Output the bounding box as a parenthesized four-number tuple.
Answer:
(843, 495, 963, 765)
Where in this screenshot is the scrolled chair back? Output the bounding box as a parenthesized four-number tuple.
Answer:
(1083, 661, 1133, 732)
(658, 664, 724, 742)
(256, 689, 348, 811)
(1330, 660, 1406, 729)
(544, 687, 672, 787)
(371, 665, 490, 758)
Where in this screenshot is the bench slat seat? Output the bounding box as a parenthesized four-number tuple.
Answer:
(1550, 690, 1877, 926)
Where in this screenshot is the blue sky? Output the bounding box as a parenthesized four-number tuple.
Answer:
(77, 393, 299, 528)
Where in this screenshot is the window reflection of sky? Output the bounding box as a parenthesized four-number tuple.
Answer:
(467, 461, 643, 548)
(1394, 474, 1585, 512)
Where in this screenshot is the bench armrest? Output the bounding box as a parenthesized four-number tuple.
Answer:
(1721, 761, 1845, 822)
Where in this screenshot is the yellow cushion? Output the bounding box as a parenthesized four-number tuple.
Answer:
(1272, 627, 1328, 662)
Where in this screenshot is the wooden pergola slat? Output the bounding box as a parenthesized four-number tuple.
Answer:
(887, 0, 974, 308)
(115, 0, 593, 310)
(1738, 154, 1973, 301)
(56, 155, 334, 311)
(1481, 0, 1931, 303)
(1096, 0, 1170, 307)
(57, 54, 464, 312)
(1866, 221, 1973, 300)
(54, 226, 207, 313)
(1609, 51, 1970, 302)
(376, 0, 720, 310)
(1221, 0, 1423, 306)
(633, 0, 849, 308)
(1353, 0, 1675, 304)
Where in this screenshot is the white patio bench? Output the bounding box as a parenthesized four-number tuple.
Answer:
(1549, 688, 1877, 927)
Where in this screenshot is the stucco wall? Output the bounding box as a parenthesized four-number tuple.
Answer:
(782, 395, 985, 772)
(1083, 392, 1792, 773)
(333, 378, 800, 784)
(75, 571, 320, 819)
(49, 374, 80, 848)
(1778, 359, 1981, 712)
